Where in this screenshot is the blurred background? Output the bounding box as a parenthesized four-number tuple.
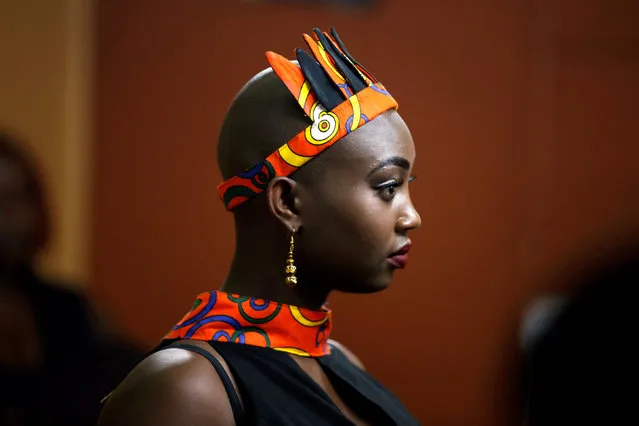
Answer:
(1, 0, 638, 425)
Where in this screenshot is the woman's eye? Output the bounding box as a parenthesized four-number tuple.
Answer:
(376, 180, 401, 201)
(382, 185, 396, 198)
(373, 175, 415, 201)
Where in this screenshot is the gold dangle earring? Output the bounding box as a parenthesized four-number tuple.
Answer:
(285, 228, 298, 287)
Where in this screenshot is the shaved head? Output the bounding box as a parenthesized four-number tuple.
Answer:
(217, 68, 311, 181)
(217, 62, 420, 304)
(214, 30, 420, 309)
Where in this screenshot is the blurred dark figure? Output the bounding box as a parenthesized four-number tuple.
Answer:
(520, 242, 639, 425)
(0, 131, 143, 426)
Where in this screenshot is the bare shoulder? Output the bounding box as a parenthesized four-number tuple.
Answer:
(97, 342, 237, 426)
(328, 339, 366, 370)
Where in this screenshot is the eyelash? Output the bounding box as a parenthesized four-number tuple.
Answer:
(375, 175, 417, 200)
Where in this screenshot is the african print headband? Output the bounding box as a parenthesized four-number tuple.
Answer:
(217, 27, 398, 211)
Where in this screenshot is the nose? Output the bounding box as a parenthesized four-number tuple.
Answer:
(395, 198, 421, 233)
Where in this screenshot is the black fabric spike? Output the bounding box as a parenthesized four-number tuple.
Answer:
(295, 48, 344, 111)
(312, 28, 368, 94)
(329, 27, 378, 83)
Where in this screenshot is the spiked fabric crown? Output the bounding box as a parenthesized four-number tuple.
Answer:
(217, 28, 398, 211)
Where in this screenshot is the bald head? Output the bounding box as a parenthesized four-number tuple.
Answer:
(217, 68, 311, 180)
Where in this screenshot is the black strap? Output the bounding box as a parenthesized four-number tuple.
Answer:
(171, 343, 244, 425)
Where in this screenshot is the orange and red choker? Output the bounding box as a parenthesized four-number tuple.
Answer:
(163, 291, 332, 357)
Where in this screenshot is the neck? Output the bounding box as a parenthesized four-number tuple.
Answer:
(225, 215, 331, 310)
(221, 252, 330, 310)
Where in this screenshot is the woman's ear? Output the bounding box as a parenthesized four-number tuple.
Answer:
(266, 176, 302, 231)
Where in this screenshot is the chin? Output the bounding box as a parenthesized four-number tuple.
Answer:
(336, 272, 393, 294)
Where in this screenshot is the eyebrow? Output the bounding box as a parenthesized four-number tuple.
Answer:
(367, 156, 411, 176)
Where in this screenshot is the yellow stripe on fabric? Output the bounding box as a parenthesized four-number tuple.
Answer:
(278, 144, 312, 168)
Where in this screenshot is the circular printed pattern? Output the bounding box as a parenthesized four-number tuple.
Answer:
(164, 291, 333, 358)
(238, 161, 276, 189)
(184, 314, 240, 339)
(289, 305, 329, 327)
(346, 113, 369, 134)
(250, 298, 268, 311)
(229, 294, 282, 324)
(230, 327, 271, 347)
(213, 330, 232, 342)
(172, 291, 217, 330)
(305, 102, 339, 145)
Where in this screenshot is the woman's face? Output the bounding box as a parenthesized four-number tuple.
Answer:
(296, 110, 421, 293)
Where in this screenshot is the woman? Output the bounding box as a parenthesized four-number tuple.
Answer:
(98, 27, 421, 425)
(0, 132, 142, 425)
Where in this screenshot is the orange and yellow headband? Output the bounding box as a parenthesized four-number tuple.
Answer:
(217, 28, 398, 211)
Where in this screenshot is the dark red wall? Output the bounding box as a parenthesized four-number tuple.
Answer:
(93, 1, 639, 424)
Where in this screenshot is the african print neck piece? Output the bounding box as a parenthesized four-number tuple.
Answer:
(163, 291, 332, 357)
(218, 27, 398, 210)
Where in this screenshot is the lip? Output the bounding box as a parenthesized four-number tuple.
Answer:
(388, 243, 411, 269)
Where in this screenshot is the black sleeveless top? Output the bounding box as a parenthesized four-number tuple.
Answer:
(167, 341, 420, 425)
